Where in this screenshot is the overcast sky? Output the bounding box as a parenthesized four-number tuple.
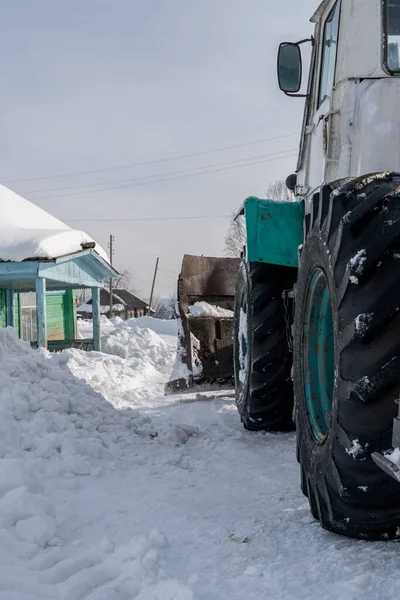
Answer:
(1, 0, 317, 299)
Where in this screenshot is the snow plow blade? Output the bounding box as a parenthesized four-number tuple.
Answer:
(165, 254, 240, 394)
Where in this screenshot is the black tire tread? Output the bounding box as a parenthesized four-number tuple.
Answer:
(294, 172, 400, 540)
(234, 261, 297, 431)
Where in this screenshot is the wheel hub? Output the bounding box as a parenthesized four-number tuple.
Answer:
(303, 268, 335, 443)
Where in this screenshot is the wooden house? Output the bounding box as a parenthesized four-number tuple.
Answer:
(77, 288, 148, 320)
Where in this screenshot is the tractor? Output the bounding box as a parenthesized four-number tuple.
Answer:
(169, 0, 400, 540)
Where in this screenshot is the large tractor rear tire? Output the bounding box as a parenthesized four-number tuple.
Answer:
(233, 260, 297, 431)
(294, 173, 400, 540)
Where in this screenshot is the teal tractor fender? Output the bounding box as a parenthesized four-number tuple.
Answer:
(235, 196, 305, 268)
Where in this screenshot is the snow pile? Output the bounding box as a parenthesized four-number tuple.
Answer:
(78, 315, 178, 339)
(78, 314, 114, 338)
(0, 326, 153, 542)
(168, 318, 205, 387)
(0, 184, 108, 262)
(72, 316, 178, 405)
(0, 323, 203, 599)
(100, 319, 174, 365)
(188, 301, 234, 318)
(132, 316, 178, 337)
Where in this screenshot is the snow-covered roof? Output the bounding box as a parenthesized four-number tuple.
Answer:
(77, 302, 125, 315)
(0, 184, 109, 263)
(77, 289, 148, 313)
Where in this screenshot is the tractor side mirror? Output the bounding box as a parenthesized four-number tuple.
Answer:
(277, 42, 302, 94)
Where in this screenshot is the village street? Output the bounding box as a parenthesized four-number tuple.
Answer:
(0, 317, 399, 600)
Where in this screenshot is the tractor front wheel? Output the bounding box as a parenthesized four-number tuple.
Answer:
(294, 174, 400, 540)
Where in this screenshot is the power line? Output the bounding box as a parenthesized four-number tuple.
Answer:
(134, 269, 177, 282)
(158, 270, 177, 281)
(130, 274, 153, 284)
(159, 267, 178, 274)
(4, 131, 300, 184)
(63, 214, 231, 223)
(28, 152, 298, 201)
(21, 148, 298, 195)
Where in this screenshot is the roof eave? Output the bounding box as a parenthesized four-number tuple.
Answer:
(53, 249, 118, 278)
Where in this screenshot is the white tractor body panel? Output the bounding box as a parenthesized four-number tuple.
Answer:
(297, 0, 400, 210)
(335, 0, 385, 81)
(346, 79, 400, 177)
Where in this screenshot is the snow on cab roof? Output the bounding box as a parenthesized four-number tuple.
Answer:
(0, 184, 109, 263)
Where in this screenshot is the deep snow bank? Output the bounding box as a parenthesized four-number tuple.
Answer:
(0, 325, 198, 599)
(101, 317, 176, 361)
(78, 315, 178, 343)
(125, 316, 178, 337)
(0, 327, 153, 549)
(71, 317, 177, 405)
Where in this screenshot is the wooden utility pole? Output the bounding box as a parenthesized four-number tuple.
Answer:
(109, 235, 114, 317)
(148, 257, 159, 315)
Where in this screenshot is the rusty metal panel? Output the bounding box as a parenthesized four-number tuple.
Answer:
(179, 255, 240, 300)
(166, 255, 239, 393)
(188, 316, 234, 380)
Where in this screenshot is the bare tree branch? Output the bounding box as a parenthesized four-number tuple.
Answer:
(106, 266, 143, 300)
(223, 179, 294, 257)
(154, 295, 177, 320)
(265, 179, 294, 201)
(113, 267, 132, 291)
(223, 213, 246, 257)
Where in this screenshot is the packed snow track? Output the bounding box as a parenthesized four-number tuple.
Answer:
(1, 317, 399, 600)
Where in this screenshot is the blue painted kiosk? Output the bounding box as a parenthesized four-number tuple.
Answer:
(0, 248, 117, 351)
(0, 185, 118, 352)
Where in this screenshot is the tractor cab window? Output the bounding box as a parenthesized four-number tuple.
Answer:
(385, 0, 400, 71)
(318, 1, 340, 105)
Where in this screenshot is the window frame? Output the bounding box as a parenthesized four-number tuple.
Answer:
(317, 0, 341, 108)
(383, 0, 400, 73)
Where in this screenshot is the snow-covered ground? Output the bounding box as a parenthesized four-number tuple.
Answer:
(1, 317, 400, 599)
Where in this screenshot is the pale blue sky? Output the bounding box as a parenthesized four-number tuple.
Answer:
(1, 0, 316, 298)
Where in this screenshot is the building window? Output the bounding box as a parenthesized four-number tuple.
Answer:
(318, 1, 340, 105)
(385, 0, 400, 71)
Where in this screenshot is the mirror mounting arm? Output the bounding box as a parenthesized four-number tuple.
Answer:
(296, 37, 314, 46)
